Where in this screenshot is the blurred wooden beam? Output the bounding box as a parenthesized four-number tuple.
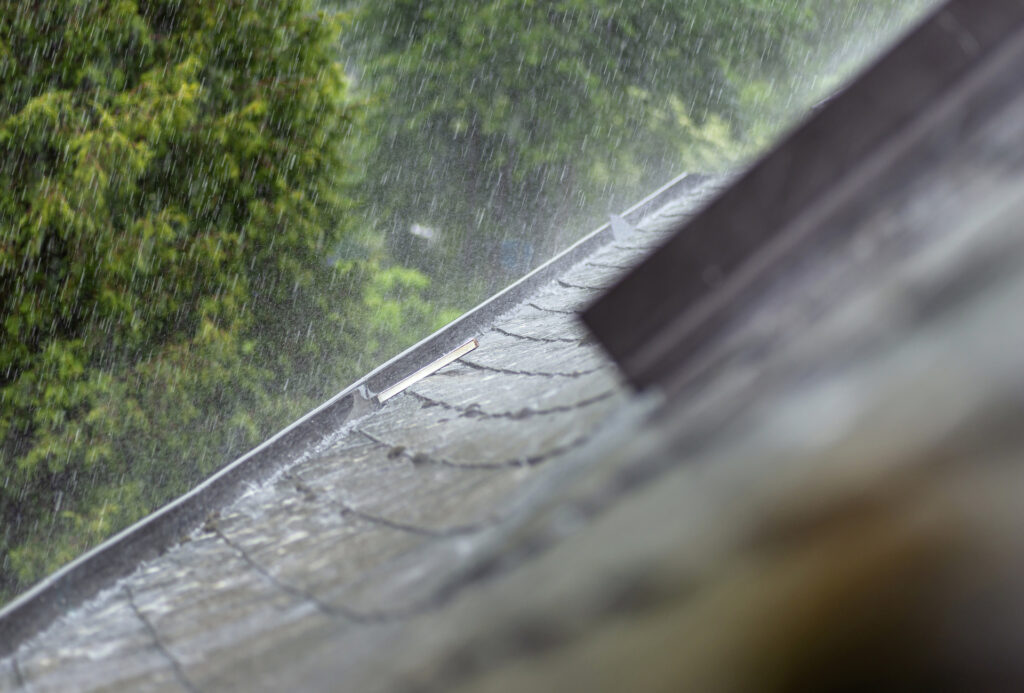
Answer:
(583, 0, 1024, 391)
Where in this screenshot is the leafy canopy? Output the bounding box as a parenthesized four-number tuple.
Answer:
(0, 0, 445, 601)
(345, 0, 931, 290)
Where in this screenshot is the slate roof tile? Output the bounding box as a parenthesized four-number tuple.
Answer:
(0, 179, 720, 691)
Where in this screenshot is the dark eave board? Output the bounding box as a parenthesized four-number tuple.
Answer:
(582, 0, 1024, 391)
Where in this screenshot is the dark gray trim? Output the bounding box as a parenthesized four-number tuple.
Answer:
(582, 0, 1024, 390)
(0, 172, 704, 658)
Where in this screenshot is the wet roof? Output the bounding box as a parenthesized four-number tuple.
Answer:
(0, 179, 728, 691)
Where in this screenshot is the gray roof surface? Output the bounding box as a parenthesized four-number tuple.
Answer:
(0, 181, 725, 692)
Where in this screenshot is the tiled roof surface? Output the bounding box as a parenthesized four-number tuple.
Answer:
(0, 182, 725, 692)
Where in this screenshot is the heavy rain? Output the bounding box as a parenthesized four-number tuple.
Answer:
(0, 0, 934, 608)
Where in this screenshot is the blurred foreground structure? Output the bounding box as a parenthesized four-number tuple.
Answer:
(6, 1, 1024, 690)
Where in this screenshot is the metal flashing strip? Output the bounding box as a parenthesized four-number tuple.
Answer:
(377, 339, 479, 403)
(582, 0, 1024, 391)
(0, 171, 704, 657)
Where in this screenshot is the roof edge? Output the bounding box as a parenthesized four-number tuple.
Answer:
(0, 171, 704, 657)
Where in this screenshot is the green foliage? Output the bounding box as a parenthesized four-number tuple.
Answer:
(343, 0, 933, 294)
(0, 0, 445, 601)
(346, 0, 774, 283)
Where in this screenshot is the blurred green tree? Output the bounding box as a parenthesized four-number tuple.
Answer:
(343, 0, 932, 291)
(0, 0, 446, 601)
